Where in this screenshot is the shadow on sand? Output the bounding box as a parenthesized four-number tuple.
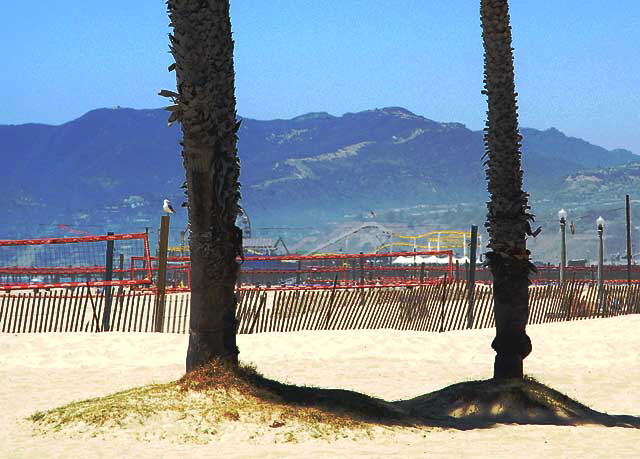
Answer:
(186, 361, 640, 431)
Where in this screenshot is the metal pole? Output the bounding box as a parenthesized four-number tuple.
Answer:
(118, 254, 124, 282)
(560, 218, 566, 285)
(144, 227, 149, 275)
(102, 232, 115, 332)
(467, 225, 478, 329)
(155, 215, 171, 332)
(351, 260, 356, 284)
(412, 248, 416, 281)
(597, 223, 604, 315)
(626, 194, 632, 285)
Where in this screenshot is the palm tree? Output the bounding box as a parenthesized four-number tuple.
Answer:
(163, 0, 243, 371)
(480, 0, 536, 378)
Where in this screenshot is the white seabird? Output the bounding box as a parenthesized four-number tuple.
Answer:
(163, 199, 176, 214)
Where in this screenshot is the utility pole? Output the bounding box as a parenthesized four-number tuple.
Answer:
(558, 209, 567, 285)
(597, 216, 605, 315)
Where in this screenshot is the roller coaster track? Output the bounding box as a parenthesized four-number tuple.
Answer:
(306, 222, 393, 255)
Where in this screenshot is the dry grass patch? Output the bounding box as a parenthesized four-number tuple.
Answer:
(28, 362, 640, 444)
(28, 359, 414, 444)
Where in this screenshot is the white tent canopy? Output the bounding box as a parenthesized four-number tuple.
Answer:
(392, 255, 451, 265)
(391, 256, 473, 265)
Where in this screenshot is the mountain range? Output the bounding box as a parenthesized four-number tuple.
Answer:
(2, 106, 639, 261)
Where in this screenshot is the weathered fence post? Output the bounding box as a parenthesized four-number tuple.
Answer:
(249, 292, 266, 334)
(565, 272, 577, 320)
(101, 232, 115, 331)
(324, 275, 339, 328)
(86, 282, 101, 332)
(467, 225, 478, 328)
(154, 215, 170, 332)
(359, 252, 364, 285)
(439, 273, 448, 333)
(114, 253, 125, 331)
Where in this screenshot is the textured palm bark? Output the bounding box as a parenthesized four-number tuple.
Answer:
(480, 0, 535, 378)
(165, 0, 242, 371)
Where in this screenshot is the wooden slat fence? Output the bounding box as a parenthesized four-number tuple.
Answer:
(1, 281, 639, 334)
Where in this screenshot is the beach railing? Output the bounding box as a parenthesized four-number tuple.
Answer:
(1, 281, 639, 334)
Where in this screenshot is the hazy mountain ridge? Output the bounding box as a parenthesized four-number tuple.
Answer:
(0, 106, 637, 245)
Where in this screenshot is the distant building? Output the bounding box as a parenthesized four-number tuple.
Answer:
(567, 259, 587, 267)
(168, 236, 290, 257)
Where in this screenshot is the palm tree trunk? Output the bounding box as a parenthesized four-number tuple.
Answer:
(165, 0, 242, 371)
(480, 0, 534, 378)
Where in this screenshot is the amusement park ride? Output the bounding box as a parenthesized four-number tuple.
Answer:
(377, 230, 482, 259)
(163, 207, 480, 260)
(305, 221, 481, 259)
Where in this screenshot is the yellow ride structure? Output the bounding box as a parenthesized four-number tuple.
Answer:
(376, 230, 482, 256)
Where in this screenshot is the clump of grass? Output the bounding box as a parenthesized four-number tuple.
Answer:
(28, 382, 184, 432)
(175, 359, 412, 428)
(27, 359, 392, 443)
(176, 359, 276, 401)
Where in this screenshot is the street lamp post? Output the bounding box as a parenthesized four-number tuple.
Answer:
(597, 216, 605, 315)
(558, 209, 567, 285)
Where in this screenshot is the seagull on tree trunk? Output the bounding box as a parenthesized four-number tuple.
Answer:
(163, 199, 176, 214)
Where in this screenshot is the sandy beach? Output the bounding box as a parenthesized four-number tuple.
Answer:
(1, 315, 639, 458)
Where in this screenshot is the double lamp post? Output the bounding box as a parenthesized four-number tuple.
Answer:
(558, 209, 605, 291)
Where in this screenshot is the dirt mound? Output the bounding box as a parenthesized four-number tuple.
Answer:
(396, 377, 640, 429)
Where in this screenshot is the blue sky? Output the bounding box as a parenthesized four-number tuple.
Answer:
(4, 1, 640, 153)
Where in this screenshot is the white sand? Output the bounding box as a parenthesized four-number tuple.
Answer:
(1, 316, 639, 458)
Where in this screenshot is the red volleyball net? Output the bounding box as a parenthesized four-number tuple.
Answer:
(129, 255, 191, 287)
(238, 250, 454, 289)
(130, 250, 454, 291)
(0, 233, 152, 291)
